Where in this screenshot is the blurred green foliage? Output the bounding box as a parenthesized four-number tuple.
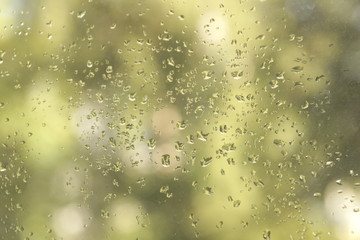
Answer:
(1, 0, 360, 240)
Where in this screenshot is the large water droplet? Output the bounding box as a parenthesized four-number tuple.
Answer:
(161, 154, 170, 167)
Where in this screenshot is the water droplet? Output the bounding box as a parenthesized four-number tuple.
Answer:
(301, 101, 309, 109)
(197, 131, 209, 141)
(200, 157, 212, 167)
(248, 155, 259, 163)
(202, 70, 214, 80)
(222, 143, 236, 152)
(87, 60, 93, 68)
(106, 65, 113, 73)
(335, 179, 342, 185)
(0, 162, 6, 172)
(160, 185, 169, 193)
(147, 138, 156, 149)
(231, 70, 243, 80)
(203, 187, 213, 195)
(299, 175, 306, 183)
(256, 34, 265, 40)
(101, 209, 109, 218)
(233, 200, 241, 207)
(167, 57, 175, 66)
(175, 141, 184, 151)
(161, 154, 170, 167)
(128, 92, 136, 101)
(77, 11, 86, 19)
(186, 135, 194, 144)
(219, 125, 227, 134)
(176, 120, 188, 130)
(313, 192, 321, 197)
(263, 230, 271, 240)
(273, 139, 285, 147)
(235, 95, 245, 102)
(291, 66, 303, 73)
(269, 80, 278, 89)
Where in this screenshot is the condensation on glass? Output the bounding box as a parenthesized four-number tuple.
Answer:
(0, 0, 359, 240)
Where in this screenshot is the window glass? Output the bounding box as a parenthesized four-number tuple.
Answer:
(0, 1, 359, 240)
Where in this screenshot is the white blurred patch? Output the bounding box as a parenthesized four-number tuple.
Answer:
(70, 103, 109, 149)
(285, 0, 316, 21)
(352, 5, 360, 31)
(53, 204, 88, 239)
(121, 105, 184, 174)
(151, 105, 181, 138)
(111, 200, 141, 233)
(324, 181, 360, 240)
(197, 12, 228, 44)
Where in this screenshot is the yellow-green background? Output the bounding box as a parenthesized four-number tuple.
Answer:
(1, 0, 360, 239)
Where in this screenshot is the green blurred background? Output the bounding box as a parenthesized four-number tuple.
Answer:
(1, 0, 360, 239)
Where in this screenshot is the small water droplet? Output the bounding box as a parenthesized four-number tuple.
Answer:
(77, 11, 86, 19)
(196, 131, 208, 141)
(200, 157, 212, 167)
(255, 34, 265, 40)
(301, 101, 309, 109)
(203, 187, 213, 195)
(106, 65, 113, 73)
(147, 138, 156, 149)
(248, 154, 259, 163)
(233, 200, 241, 207)
(202, 70, 213, 80)
(0, 162, 6, 172)
(299, 175, 306, 183)
(87, 60, 93, 68)
(231, 70, 243, 80)
(167, 57, 175, 66)
(175, 141, 184, 151)
(269, 80, 278, 89)
(160, 185, 169, 193)
(313, 192, 321, 197)
(273, 139, 285, 147)
(186, 135, 194, 144)
(128, 92, 136, 101)
(291, 66, 303, 73)
(219, 125, 227, 134)
(176, 120, 188, 130)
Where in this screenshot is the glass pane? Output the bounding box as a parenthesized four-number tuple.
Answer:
(0, 0, 358, 239)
